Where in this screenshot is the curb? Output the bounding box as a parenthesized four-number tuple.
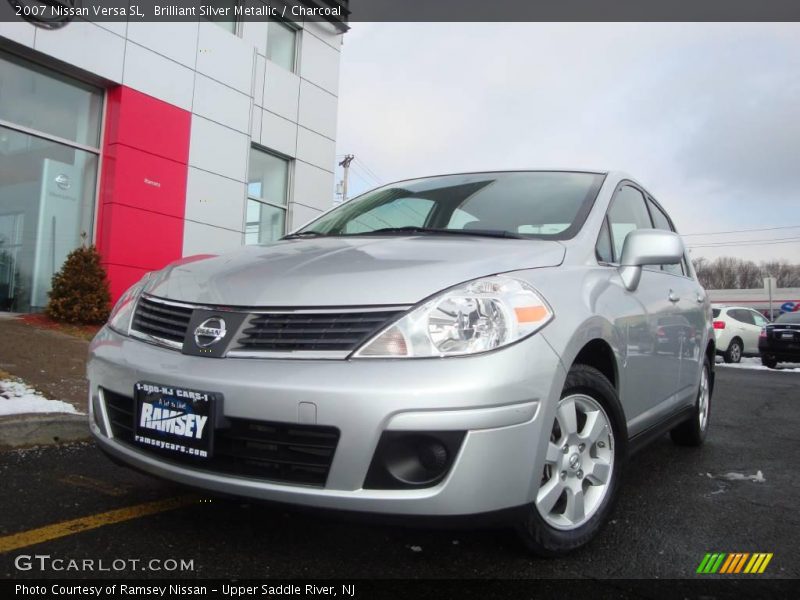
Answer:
(0, 413, 91, 449)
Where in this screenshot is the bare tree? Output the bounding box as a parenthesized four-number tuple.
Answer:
(692, 257, 712, 289)
(738, 260, 763, 289)
(714, 257, 739, 289)
(762, 260, 800, 288)
(691, 257, 800, 289)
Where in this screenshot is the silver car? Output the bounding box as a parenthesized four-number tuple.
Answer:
(88, 170, 714, 555)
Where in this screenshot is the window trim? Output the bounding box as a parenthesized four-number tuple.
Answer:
(0, 51, 104, 246)
(266, 17, 301, 73)
(595, 215, 614, 265)
(245, 145, 292, 244)
(595, 180, 693, 280)
(201, 0, 242, 36)
(644, 195, 686, 277)
(605, 181, 651, 263)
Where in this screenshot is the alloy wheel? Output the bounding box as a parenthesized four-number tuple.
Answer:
(536, 394, 615, 530)
(698, 364, 710, 431)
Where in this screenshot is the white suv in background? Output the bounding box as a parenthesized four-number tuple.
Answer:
(712, 305, 769, 363)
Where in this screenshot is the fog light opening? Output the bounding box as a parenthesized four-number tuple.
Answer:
(385, 435, 451, 485)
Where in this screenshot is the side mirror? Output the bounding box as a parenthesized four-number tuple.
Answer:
(618, 229, 684, 291)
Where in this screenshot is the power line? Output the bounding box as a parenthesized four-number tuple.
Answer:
(355, 157, 384, 184)
(682, 224, 800, 237)
(687, 236, 800, 248)
(348, 168, 376, 187)
(350, 163, 381, 187)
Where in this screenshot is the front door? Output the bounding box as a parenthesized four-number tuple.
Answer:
(607, 185, 682, 430)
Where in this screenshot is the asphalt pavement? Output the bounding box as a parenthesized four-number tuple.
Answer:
(1, 367, 797, 581)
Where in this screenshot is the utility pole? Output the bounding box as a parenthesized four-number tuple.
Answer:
(338, 154, 354, 202)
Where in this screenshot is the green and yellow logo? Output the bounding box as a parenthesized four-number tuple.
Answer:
(697, 552, 773, 574)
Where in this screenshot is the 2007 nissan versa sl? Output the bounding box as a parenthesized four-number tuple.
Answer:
(88, 170, 714, 555)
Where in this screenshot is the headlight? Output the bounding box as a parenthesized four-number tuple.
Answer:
(107, 273, 151, 336)
(354, 276, 553, 358)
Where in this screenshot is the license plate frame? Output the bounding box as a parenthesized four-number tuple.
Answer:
(133, 382, 218, 459)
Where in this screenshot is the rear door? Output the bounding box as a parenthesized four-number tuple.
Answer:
(728, 309, 759, 354)
(645, 197, 706, 402)
(746, 310, 769, 353)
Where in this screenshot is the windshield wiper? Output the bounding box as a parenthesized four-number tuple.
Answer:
(281, 231, 330, 240)
(347, 226, 526, 239)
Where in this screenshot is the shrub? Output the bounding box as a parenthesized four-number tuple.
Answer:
(46, 245, 111, 324)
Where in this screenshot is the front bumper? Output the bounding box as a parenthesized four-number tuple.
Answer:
(88, 327, 565, 516)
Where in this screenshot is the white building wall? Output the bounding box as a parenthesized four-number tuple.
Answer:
(0, 14, 343, 257)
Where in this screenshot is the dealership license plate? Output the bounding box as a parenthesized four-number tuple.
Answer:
(133, 382, 217, 459)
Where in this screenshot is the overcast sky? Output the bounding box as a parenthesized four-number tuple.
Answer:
(333, 23, 800, 264)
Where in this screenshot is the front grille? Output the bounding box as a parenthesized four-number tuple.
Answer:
(102, 389, 339, 487)
(131, 296, 192, 344)
(235, 310, 404, 352)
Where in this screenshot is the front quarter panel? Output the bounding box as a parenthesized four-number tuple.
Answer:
(518, 264, 649, 435)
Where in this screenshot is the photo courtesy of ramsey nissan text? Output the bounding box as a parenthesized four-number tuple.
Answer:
(1, 1, 798, 598)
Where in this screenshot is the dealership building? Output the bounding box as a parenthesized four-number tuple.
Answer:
(0, 2, 347, 312)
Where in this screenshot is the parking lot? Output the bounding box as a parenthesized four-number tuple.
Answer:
(1, 366, 798, 581)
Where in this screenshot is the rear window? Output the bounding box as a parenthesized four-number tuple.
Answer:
(776, 312, 800, 324)
(712, 309, 721, 318)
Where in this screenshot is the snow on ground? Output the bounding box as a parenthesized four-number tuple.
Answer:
(716, 356, 800, 372)
(706, 470, 766, 483)
(0, 379, 81, 416)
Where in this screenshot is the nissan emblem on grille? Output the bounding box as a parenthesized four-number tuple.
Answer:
(194, 318, 227, 348)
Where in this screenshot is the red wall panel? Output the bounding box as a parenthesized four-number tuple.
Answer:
(97, 86, 191, 302)
(97, 203, 184, 272)
(100, 144, 187, 219)
(103, 86, 191, 163)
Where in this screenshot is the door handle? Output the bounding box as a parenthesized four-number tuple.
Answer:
(668, 290, 680, 303)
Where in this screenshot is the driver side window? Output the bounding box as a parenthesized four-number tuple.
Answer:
(606, 185, 652, 261)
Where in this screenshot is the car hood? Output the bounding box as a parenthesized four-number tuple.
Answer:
(145, 236, 565, 307)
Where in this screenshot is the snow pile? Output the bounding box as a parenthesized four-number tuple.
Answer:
(718, 357, 800, 372)
(0, 379, 80, 416)
(707, 470, 766, 483)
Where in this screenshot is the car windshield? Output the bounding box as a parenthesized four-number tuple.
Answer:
(712, 309, 721, 318)
(776, 312, 800, 324)
(293, 171, 605, 240)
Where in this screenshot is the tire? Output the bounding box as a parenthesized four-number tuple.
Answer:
(516, 364, 627, 556)
(761, 355, 778, 369)
(723, 339, 742, 363)
(670, 356, 712, 447)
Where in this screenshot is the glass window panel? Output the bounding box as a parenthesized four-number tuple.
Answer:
(267, 20, 297, 72)
(248, 148, 289, 206)
(595, 218, 614, 263)
(0, 126, 98, 312)
(202, 0, 238, 33)
(607, 186, 652, 261)
(447, 208, 478, 229)
(344, 197, 434, 233)
(0, 52, 102, 147)
(647, 198, 684, 276)
(300, 172, 604, 240)
(245, 200, 285, 245)
(647, 199, 673, 232)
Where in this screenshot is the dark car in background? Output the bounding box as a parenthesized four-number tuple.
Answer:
(759, 311, 800, 368)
